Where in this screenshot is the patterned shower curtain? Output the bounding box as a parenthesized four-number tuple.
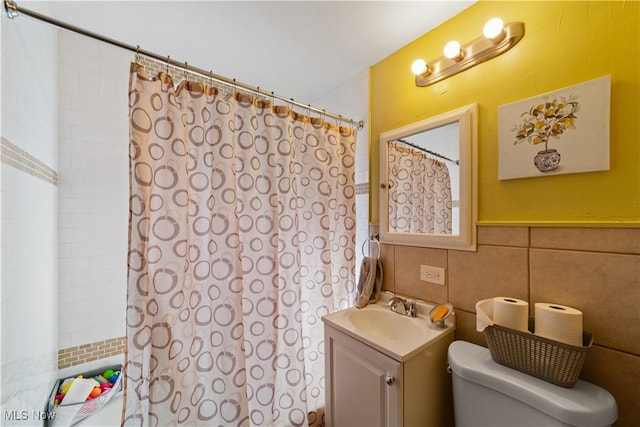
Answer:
(124, 64, 356, 426)
(388, 142, 452, 234)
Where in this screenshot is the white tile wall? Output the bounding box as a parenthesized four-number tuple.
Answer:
(57, 31, 130, 349)
(0, 11, 58, 166)
(1, 6, 59, 423)
(1, 168, 59, 420)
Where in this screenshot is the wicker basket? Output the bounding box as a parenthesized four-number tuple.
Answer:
(483, 322, 592, 388)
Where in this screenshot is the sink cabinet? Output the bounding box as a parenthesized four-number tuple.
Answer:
(324, 323, 454, 427)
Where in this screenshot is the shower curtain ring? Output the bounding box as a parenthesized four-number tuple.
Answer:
(165, 55, 170, 74)
(183, 62, 188, 79)
(134, 45, 140, 63)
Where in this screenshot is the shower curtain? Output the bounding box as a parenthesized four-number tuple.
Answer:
(388, 142, 452, 234)
(124, 64, 356, 426)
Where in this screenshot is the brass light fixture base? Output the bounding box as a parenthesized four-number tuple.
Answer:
(415, 22, 525, 87)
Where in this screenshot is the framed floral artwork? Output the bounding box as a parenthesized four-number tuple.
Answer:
(498, 75, 610, 180)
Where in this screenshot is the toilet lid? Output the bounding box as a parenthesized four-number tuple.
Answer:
(448, 340, 618, 426)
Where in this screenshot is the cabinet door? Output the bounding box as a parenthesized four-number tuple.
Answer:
(325, 326, 402, 427)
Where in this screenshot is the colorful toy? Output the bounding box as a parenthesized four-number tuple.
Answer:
(108, 371, 120, 384)
(54, 367, 120, 405)
(59, 379, 72, 394)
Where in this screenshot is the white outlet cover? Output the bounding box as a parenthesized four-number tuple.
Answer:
(420, 265, 446, 285)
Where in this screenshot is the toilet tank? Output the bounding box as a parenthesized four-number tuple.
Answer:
(447, 340, 617, 427)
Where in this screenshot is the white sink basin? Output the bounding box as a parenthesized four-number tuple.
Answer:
(346, 307, 425, 341)
(322, 298, 455, 362)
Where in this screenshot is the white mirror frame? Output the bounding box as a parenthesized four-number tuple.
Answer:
(379, 104, 477, 251)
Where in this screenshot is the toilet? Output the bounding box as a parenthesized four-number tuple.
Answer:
(448, 340, 618, 427)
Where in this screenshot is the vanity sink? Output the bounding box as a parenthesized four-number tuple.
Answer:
(346, 305, 425, 341)
(322, 297, 455, 362)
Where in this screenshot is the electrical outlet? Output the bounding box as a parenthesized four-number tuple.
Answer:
(420, 264, 446, 285)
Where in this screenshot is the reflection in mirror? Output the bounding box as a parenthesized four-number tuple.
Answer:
(387, 122, 460, 235)
(379, 104, 477, 251)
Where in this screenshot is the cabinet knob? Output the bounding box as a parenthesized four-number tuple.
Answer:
(385, 375, 395, 386)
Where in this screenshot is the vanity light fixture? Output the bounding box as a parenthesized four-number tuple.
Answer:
(412, 18, 524, 87)
(443, 41, 463, 61)
(483, 17, 506, 43)
(411, 58, 429, 76)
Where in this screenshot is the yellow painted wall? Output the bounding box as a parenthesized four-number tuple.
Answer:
(370, 0, 639, 226)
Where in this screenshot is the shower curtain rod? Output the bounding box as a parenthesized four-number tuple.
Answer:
(4, 0, 365, 130)
(396, 138, 459, 165)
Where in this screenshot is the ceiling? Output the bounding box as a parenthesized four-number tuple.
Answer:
(21, 1, 474, 103)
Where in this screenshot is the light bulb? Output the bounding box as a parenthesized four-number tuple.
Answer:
(483, 18, 505, 42)
(443, 41, 462, 60)
(411, 59, 428, 75)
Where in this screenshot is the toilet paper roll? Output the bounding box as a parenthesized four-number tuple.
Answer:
(475, 298, 494, 332)
(475, 297, 529, 332)
(493, 297, 529, 332)
(535, 303, 583, 347)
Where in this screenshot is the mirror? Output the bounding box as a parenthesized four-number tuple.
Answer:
(379, 104, 477, 251)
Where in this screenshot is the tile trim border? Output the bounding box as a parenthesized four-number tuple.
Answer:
(1, 136, 58, 185)
(58, 336, 126, 369)
(356, 182, 368, 195)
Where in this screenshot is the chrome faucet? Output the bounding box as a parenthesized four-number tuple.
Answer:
(407, 299, 424, 318)
(386, 292, 422, 318)
(388, 296, 409, 315)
